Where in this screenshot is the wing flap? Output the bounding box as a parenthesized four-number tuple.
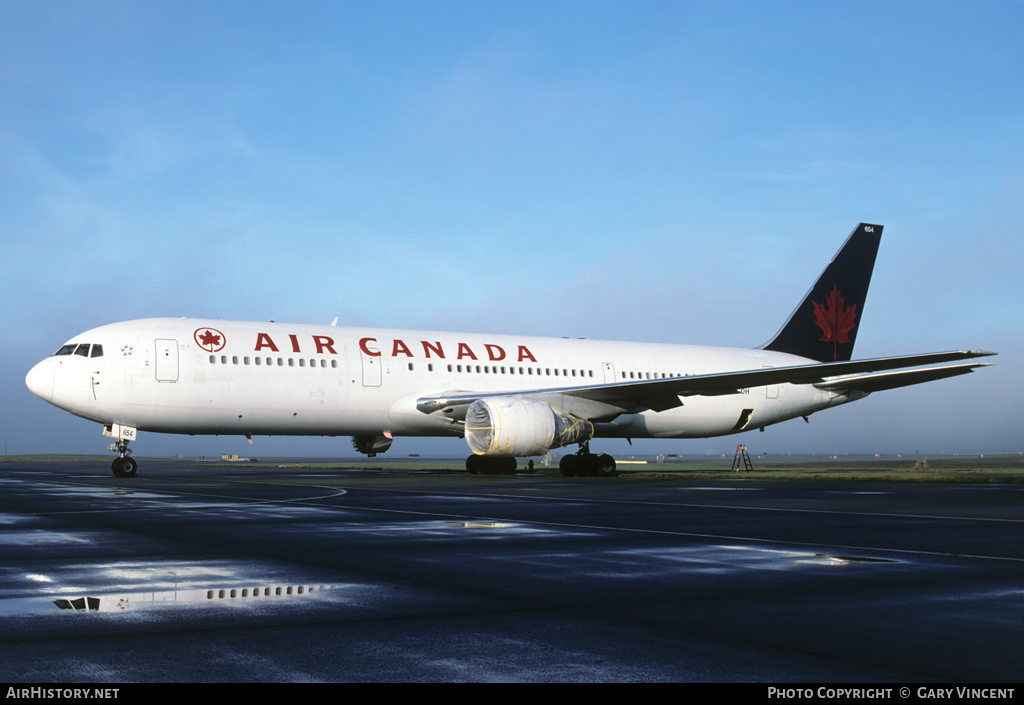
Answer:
(415, 350, 995, 420)
(813, 363, 989, 394)
(565, 350, 995, 405)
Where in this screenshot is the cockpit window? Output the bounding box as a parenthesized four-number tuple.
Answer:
(54, 343, 103, 357)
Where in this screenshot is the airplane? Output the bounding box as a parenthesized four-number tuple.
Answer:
(25, 223, 993, 478)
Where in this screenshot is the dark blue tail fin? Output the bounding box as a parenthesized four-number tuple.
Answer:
(761, 223, 883, 362)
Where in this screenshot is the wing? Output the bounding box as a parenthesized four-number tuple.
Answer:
(416, 350, 995, 421)
(812, 362, 988, 394)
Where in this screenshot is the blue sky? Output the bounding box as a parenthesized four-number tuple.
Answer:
(2, 1, 1021, 458)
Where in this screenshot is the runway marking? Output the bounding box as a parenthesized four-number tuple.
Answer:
(610, 499, 1024, 524)
(16, 479, 348, 516)
(445, 515, 1024, 565)
(283, 483, 1024, 525)
(10, 474, 1024, 565)
(12, 473, 1020, 532)
(677, 487, 761, 491)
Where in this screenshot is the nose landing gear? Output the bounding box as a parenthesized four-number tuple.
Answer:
(108, 440, 137, 478)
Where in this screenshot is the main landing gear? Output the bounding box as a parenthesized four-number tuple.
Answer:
(108, 439, 137, 478)
(465, 443, 618, 477)
(465, 455, 517, 475)
(559, 442, 617, 477)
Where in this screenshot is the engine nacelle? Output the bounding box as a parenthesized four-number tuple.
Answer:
(352, 434, 393, 457)
(465, 397, 594, 457)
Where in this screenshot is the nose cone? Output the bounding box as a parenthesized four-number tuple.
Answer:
(26, 359, 54, 403)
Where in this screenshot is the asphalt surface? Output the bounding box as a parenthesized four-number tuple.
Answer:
(1, 460, 1023, 682)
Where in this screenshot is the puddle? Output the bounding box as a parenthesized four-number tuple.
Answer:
(603, 544, 902, 574)
(50, 583, 336, 612)
(0, 583, 339, 616)
(816, 554, 898, 564)
(0, 558, 352, 618)
(0, 530, 94, 546)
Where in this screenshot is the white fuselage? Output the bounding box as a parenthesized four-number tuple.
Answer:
(26, 318, 850, 451)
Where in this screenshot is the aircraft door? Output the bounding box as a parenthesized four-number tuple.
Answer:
(763, 366, 779, 399)
(155, 339, 179, 382)
(361, 342, 382, 387)
(602, 362, 616, 384)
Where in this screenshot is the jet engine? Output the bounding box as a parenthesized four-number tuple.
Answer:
(352, 434, 393, 457)
(465, 397, 594, 457)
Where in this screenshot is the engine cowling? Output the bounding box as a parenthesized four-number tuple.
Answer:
(465, 397, 594, 457)
(352, 434, 393, 457)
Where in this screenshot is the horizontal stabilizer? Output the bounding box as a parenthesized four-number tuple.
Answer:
(813, 363, 989, 394)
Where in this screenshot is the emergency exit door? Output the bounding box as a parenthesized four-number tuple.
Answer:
(155, 339, 179, 382)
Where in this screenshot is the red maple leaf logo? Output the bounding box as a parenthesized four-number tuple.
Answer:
(194, 327, 226, 352)
(199, 330, 221, 347)
(812, 286, 857, 360)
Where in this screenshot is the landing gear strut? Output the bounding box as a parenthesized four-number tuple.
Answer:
(108, 440, 137, 478)
(465, 455, 517, 475)
(559, 442, 616, 477)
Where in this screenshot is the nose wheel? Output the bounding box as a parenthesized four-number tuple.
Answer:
(109, 440, 138, 478)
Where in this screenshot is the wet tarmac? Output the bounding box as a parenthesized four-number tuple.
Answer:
(1, 460, 1023, 682)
